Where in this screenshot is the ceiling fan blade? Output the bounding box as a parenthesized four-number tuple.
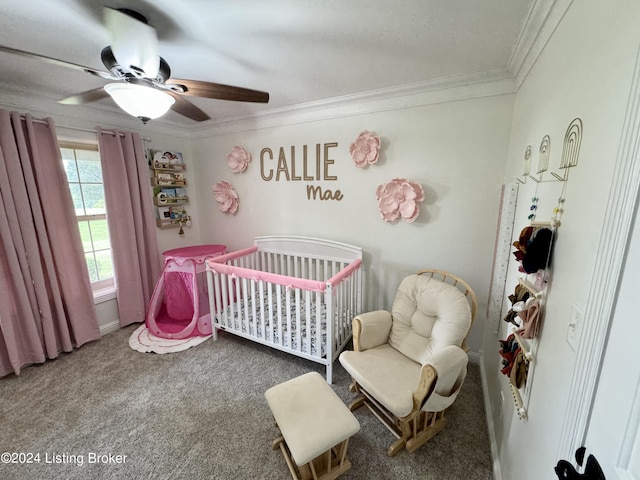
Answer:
(0, 45, 110, 78)
(167, 78, 269, 103)
(59, 88, 110, 105)
(104, 7, 159, 78)
(168, 93, 211, 122)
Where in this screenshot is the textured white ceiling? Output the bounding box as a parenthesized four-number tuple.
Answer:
(0, 0, 532, 125)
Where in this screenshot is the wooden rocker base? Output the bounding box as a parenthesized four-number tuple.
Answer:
(348, 396, 366, 412)
(406, 416, 447, 453)
(349, 384, 449, 457)
(272, 435, 353, 480)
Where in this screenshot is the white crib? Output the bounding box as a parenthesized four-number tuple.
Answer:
(206, 236, 363, 383)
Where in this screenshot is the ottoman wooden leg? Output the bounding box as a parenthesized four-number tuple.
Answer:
(272, 435, 285, 451)
(306, 439, 352, 480)
(272, 436, 303, 480)
(273, 437, 354, 480)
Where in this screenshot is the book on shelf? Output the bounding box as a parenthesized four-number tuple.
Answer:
(150, 150, 184, 169)
(157, 206, 172, 220)
(169, 206, 188, 220)
(153, 178, 186, 187)
(155, 188, 188, 205)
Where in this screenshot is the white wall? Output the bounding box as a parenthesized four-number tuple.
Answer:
(190, 94, 514, 354)
(482, 1, 640, 478)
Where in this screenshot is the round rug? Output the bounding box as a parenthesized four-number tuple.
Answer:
(129, 324, 211, 354)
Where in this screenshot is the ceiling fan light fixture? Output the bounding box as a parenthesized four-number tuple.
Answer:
(105, 7, 159, 78)
(104, 83, 175, 122)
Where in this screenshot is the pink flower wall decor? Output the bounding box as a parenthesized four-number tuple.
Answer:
(376, 178, 424, 223)
(212, 181, 239, 215)
(226, 145, 251, 173)
(349, 130, 381, 168)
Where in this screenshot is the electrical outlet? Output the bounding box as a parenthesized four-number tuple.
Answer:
(566, 303, 584, 352)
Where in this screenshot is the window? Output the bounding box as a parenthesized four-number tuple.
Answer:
(60, 143, 114, 292)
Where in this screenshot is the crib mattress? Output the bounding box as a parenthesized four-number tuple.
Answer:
(214, 294, 329, 357)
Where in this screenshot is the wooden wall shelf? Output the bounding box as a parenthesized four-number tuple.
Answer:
(149, 150, 191, 232)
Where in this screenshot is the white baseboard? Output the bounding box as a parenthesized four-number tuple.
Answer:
(479, 357, 503, 480)
(468, 350, 482, 365)
(99, 320, 121, 336)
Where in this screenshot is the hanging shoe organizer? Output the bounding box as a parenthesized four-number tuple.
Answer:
(498, 118, 583, 420)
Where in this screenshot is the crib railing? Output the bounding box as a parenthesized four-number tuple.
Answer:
(205, 245, 362, 382)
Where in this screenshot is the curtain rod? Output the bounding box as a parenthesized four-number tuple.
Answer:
(18, 114, 151, 141)
(64, 124, 153, 142)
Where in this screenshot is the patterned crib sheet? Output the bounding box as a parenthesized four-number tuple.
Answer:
(214, 293, 328, 357)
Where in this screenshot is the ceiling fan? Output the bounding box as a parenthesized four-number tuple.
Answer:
(0, 7, 269, 123)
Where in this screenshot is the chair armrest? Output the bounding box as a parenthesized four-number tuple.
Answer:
(412, 364, 438, 411)
(415, 345, 469, 412)
(352, 310, 392, 352)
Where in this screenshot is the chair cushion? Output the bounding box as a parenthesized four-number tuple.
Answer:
(340, 344, 421, 418)
(389, 274, 471, 365)
(265, 372, 360, 466)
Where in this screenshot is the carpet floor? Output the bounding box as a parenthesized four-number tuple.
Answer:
(0, 325, 494, 479)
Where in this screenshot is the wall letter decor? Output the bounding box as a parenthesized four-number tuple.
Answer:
(306, 185, 344, 201)
(259, 142, 342, 201)
(260, 148, 274, 181)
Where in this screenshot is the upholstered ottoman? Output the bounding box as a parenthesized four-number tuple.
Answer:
(265, 372, 360, 480)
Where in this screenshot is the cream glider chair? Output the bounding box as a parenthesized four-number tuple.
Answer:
(339, 269, 477, 457)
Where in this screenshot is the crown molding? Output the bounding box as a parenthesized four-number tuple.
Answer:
(189, 69, 518, 137)
(507, 0, 573, 88)
(0, 69, 517, 140)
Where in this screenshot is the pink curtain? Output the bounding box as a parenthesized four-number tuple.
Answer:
(0, 111, 100, 377)
(97, 128, 160, 327)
